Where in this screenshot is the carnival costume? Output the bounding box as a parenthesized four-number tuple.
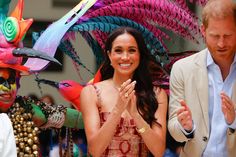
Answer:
(0, 0, 84, 156)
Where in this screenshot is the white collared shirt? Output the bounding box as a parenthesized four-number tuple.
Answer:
(0, 113, 17, 157)
(203, 50, 236, 157)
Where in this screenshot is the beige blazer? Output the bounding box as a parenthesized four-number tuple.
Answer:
(168, 49, 236, 157)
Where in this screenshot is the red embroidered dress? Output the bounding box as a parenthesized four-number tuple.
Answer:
(93, 85, 148, 157)
(99, 112, 148, 157)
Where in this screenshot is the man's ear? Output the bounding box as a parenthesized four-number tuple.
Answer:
(200, 24, 206, 38)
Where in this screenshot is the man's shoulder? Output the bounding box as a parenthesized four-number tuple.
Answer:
(173, 49, 207, 67)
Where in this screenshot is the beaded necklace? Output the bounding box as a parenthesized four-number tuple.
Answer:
(7, 96, 40, 157)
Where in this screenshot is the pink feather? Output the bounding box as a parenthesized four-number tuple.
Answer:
(84, 0, 200, 39)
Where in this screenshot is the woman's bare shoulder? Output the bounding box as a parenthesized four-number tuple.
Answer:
(81, 80, 110, 96)
(81, 84, 95, 94)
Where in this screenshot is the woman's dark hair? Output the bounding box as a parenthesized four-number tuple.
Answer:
(100, 27, 160, 126)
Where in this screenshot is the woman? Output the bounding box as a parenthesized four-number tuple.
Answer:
(80, 27, 167, 157)
(0, 113, 17, 157)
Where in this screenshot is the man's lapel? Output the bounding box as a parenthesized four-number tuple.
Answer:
(193, 50, 209, 133)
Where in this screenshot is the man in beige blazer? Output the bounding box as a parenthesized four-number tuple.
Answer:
(168, 0, 236, 157)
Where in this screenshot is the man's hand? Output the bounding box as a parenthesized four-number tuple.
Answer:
(221, 92, 236, 125)
(177, 100, 193, 131)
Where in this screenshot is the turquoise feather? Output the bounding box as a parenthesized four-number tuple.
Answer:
(59, 40, 94, 75)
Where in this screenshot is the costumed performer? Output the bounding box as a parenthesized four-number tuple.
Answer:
(0, 0, 84, 156)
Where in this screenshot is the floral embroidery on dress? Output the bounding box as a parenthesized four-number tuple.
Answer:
(99, 112, 148, 157)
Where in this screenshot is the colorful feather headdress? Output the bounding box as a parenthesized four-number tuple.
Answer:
(32, 0, 206, 68)
(0, 0, 32, 75)
(33, 0, 207, 89)
(0, 0, 61, 76)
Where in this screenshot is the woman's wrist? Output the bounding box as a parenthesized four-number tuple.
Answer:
(133, 113, 150, 134)
(136, 126, 147, 134)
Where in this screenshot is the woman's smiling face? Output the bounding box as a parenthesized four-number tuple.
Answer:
(108, 33, 140, 78)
